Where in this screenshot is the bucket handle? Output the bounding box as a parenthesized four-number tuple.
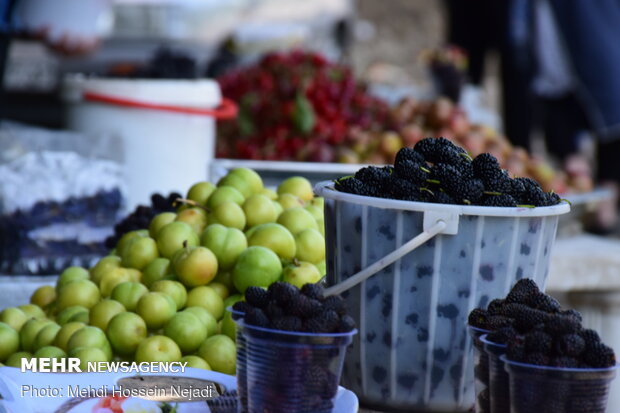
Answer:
(83, 91, 238, 119)
(325, 215, 454, 296)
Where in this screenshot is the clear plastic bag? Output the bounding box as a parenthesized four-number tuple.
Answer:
(0, 121, 125, 275)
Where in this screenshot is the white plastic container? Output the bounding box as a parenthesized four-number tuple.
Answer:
(62, 75, 236, 211)
(314, 181, 570, 412)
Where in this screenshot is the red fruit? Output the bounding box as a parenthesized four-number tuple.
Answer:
(308, 143, 335, 163)
(310, 53, 328, 68)
(313, 120, 331, 139)
(400, 124, 424, 146)
(261, 52, 285, 68)
(505, 158, 527, 177)
(461, 131, 485, 156)
(283, 101, 296, 118)
(333, 147, 358, 164)
(290, 137, 306, 152)
(436, 127, 456, 141)
(426, 98, 453, 128)
(258, 73, 274, 92)
(366, 152, 387, 165)
(449, 110, 470, 137)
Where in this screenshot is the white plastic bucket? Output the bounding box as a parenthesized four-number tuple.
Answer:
(62, 75, 237, 210)
(314, 181, 570, 412)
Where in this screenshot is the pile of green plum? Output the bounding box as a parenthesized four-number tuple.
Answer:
(0, 169, 326, 374)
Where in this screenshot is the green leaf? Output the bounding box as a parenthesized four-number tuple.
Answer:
(238, 104, 254, 137)
(292, 92, 316, 135)
(327, 68, 343, 82)
(334, 175, 353, 183)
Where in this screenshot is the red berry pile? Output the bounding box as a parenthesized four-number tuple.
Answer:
(217, 50, 391, 162)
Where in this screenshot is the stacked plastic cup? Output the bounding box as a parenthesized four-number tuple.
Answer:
(502, 356, 618, 412)
(234, 318, 357, 413)
(480, 335, 509, 412)
(228, 307, 248, 413)
(469, 326, 490, 412)
(235, 329, 248, 413)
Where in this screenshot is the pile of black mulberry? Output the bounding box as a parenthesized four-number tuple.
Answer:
(335, 137, 561, 207)
(233, 282, 356, 333)
(469, 279, 616, 368)
(233, 282, 355, 413)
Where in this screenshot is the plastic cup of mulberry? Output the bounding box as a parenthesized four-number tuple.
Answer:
(234, 318, 357, 413)
(502, 355, 618, 413)
(480, 334, 509, 413)
(469, 326, 490, 413)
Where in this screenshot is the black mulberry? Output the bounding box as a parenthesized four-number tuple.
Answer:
(434, 191, 456, 204)
(245, 307, 269, 328)
(519, 187, 548, 207)
(524, 331, 553, 354)
(544, 315, 582, 336)
(394, 160, 428, 184)
(456, 179, 485, 203)
(395, 147, 425, 166)
(482, 194, 517, 207)
(487, 299, 505, 315)
(339, 315, 356, 332)
(507, 337, 527, 362)
(545, 192, 561, 206)
(264, 301, 285, 319)
(527, 292, 561, 313)
(472, 153, 501, 178)
(487, 326, 518, 345)
(555, 334, 586, 357)
(271, 315, 303, 331)
(304, 310, 340, 333)
(245, 286, 269, 308)
(415, 137, 466, 165)
(486, 315, 514, 330)
(482, 171, 514, 194)
(268, 282, 300, 307)
(355, 166, 391, 186)
(506, 279, 540, 304)
(579, 329, 601, 349)
(232, 301, 251, 319)
(453, 160, 475, 180)
(497, 304, 550, 332)
(468, 308, 489, 329)
(387, 177, 421, 201)
(583, 343, 616, 368)
(524, 352, 551, 366)
(301, 283, 324, 300)
(334, 177, 374, 197)
(323, 295, 347, 316)
(288, 295, 322, 318)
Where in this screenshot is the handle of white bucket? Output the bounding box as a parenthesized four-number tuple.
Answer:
(83, 91, 238, 119)
(325, 211, 459, 297)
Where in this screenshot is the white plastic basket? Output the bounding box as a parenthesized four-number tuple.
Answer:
(314, 181, 570, 412)
(62, 76, 237, 211)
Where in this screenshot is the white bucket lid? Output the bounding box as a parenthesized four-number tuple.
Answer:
(62, 74, 222, 108)
(315, 180, 571, 218)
